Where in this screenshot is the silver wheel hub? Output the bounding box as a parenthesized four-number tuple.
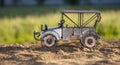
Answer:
(43, 35, 56, 47)
(84, 36, 96, 48)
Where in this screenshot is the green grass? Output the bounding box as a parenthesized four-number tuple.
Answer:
(0, 6, 120, 43)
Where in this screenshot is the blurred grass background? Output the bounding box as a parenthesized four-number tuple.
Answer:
(0, 6, 120, 43)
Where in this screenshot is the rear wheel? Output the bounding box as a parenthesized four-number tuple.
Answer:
(42, 34, 56, 47)
(82, 35, 97, 48)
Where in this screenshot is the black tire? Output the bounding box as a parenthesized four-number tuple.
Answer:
(42, 34, 56, 47)
(82, 35, 97, 48)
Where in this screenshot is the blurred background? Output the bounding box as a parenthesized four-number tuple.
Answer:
(0, 0, 120, 43)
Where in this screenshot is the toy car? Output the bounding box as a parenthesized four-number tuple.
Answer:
(34, 10, 101, 48)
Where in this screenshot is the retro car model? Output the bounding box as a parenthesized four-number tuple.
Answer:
(34, 10, 101, 48)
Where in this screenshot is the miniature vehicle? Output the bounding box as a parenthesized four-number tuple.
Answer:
(34, 10, 101, 48)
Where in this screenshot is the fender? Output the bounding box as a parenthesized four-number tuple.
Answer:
(80, 29, 100, 39)
(41, 31, 61, 40)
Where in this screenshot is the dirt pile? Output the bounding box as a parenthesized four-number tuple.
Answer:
(0, 40, 120, 65)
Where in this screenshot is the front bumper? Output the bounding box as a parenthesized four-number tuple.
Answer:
(33, 30, 41, 41)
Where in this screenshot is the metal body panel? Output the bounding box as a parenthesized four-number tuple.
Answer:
(53, 28, 62, 40)
(62, 28, 73, 40)
(62, 27, 95, 40)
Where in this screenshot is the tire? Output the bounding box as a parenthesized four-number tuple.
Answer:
(82, 35, 97, 48)
(42, 34, 56, 47)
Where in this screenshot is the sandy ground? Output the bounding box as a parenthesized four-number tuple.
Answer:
(0, 40, 120, 65)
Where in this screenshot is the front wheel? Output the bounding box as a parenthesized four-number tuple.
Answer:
(42, 34, 56, 47)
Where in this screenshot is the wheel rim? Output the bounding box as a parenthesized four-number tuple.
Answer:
(43, 35, 56, 47)
(84, 36, 96, 48)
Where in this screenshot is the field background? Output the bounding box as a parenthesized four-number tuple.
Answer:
(0, 6, 120, 44)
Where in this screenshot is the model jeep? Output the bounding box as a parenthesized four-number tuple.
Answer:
(34, 10, 101, 48)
